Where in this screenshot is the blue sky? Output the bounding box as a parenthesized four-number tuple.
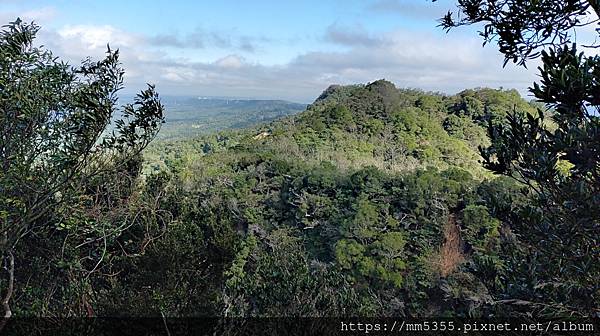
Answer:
(1, 0, 547, 102)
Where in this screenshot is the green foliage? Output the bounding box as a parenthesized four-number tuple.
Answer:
(5, 65, 552, 320)
(479, 45, 600, 316)
(8, 15, 594, 321)
(335, 239, 366, 270)
(444, 0, 600, 317)
(0, 18, 164, 250)
(461, 205, 500, 252)
(223, 229, 364, 316)
(0, 19, 163, 317)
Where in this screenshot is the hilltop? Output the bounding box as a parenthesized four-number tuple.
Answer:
(146, 80, 537, 179)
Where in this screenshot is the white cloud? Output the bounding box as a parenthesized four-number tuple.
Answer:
(160, 66, 196, 83)
(58, 25, 140, 50)
(0, 5, 56, 27)
(147, 27, 266, 52)
(214, 55, 245, 69)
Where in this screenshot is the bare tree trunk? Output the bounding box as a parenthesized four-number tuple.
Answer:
(0, 251, 14, 332)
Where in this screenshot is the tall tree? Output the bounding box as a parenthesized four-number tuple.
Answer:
(439, 0, 599, 316)
(0, 19, 164, 321)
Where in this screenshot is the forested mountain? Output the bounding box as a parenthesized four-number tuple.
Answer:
(145, 80, 537, 178)
(14, 77, 560, 318)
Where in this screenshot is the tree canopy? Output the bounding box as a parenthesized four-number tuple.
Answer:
(443, 0, 600, 317)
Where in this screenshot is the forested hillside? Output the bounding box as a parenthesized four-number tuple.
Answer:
(146, 81, 538, 177)
(11, 77, 558, 318)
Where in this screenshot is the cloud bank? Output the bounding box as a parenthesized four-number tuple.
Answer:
(2, 5, 539, 103)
